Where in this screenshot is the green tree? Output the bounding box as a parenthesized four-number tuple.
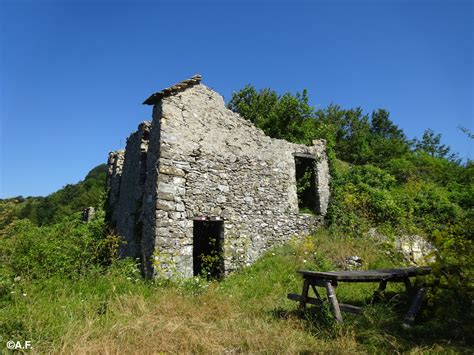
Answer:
(413, 129, 458, 161)
(459, 126, 474, 139)
(227, 85, 316, 144)
(370, 109, 405, 140)
(332, 108, 372, 164)
(368, 109, 410, 165)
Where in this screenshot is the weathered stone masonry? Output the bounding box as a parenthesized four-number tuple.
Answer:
(107, 75, 330, 278)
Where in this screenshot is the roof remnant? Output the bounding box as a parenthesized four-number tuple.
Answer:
(142, 74, 202, 105)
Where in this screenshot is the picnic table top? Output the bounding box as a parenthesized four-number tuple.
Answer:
(297, 266, 432, 282)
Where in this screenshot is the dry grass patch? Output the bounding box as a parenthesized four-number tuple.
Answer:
(57, 287, 360, 354)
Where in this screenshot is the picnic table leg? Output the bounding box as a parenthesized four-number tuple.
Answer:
(403, 287, 427, 327)
(372, 279, 387, 302)
(299, 279, 310, 311)
(403, 278, 413, 294)
(324, 281, 343, 323)
(310, 284, 324, 305)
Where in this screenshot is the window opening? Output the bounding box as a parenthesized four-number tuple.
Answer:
(294, 156, 318, 214)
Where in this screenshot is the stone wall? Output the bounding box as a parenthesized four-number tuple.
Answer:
(109, 122, 151, 259)
(106, 150, 125, 216)
(107, 76, 330, 278)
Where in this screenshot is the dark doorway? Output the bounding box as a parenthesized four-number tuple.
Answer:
(193, 220, 224, 279)
(294, 156, 318, 214)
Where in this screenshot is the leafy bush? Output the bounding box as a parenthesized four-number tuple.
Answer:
(0, 210, 118, 280)
(328, 165, 403, 232)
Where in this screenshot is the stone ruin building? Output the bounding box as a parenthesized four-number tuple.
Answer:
(106, 75, 330, 279)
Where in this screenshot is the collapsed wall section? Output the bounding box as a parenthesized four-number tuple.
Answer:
(140, 106, 163, 278)
(106, 150, 125, 218)
(107, 122, 150, 262)
(313, 140, 330, 216)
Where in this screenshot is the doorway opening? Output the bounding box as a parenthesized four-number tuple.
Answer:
(294, 155, 318, 214)
(193, 220, 224, 279)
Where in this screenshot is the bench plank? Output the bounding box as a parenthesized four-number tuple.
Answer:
(339, 303, 363, 314)
(287, 293, 322, 306)
(288, 294, 363, 314)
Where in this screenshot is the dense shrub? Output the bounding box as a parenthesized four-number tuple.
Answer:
(0, 210, 118, 280)
(327, 165, 403, 232)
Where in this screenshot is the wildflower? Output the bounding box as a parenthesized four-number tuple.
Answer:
(22, 293, 27, 297)
(303, 259, 307, 263)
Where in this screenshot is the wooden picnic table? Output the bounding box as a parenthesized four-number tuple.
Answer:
(288, 266, 431, 326)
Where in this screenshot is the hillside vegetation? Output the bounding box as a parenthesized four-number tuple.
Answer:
(0, 85, 472, 352)
(0, 164, 107, 227)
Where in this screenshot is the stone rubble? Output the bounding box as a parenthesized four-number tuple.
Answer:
(342, 255, 363, 270)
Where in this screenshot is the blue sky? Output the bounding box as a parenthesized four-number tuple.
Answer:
(1, 0, 472, 198)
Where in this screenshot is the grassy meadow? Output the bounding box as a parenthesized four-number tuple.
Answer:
(1, 227, 471, 354)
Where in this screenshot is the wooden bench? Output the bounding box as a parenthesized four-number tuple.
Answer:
(288, 266, 431, 326)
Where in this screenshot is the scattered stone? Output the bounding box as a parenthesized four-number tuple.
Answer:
(342, 255, 363, 270)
